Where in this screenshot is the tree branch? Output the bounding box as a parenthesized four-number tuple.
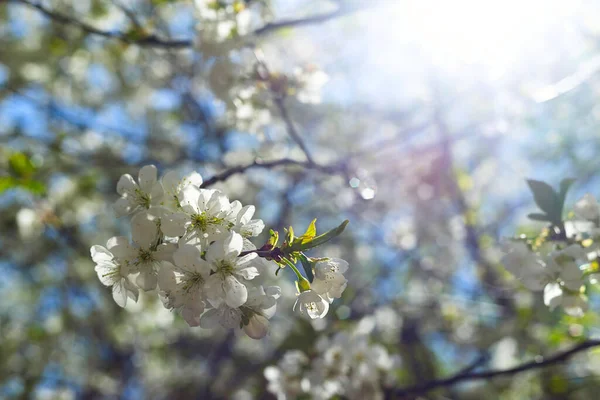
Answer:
(201, 158, 338, 188)
(253, 3, 368, 36)
(388, 340, 600, 398)
(274, 96, 315, 164)
(13, 0, 373, 48)
(14, 0, 192, 48)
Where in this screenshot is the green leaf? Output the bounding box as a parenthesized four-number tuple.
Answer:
(292, 220, 349, 251)
(0, 176, 17, 193)
(268, 229, 279, 247)
(20, 180, 46, 195)
(558, 178, 576, 208)
(297, 219, 317, 244)
(527, 213, 551, 222)
(285, 226, 294, 247)
(526, 179, 561, 223)
(298, 253, 314, 283)
(8, 152, 36, 178)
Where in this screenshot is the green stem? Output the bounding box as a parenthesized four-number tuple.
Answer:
(281, 257, 304, 281)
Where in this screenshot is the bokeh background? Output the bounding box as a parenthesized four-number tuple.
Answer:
(3, 0, 600, 398)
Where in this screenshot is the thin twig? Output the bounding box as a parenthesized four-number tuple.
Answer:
(274, 96, 315, 164)
(388, 340, 600, 398)
(12, 0, 372, 48)
(201, 158, 337, 188)
(14, 0, 192, 48)
(253, 3, 367, 36)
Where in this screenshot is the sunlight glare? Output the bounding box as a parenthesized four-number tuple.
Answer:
(385, 0, 579, 76)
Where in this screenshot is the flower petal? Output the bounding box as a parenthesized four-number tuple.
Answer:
(113, 197, 134, 217)
(90, 245, 113, 264)
(136, 270, 158, 291)
(223, 275, 248, 308)
(112, 280, 128, 307)
(117, 174, 137, 196)
(244, 314, 269, 339)
(131, 211, 159, 249)
(138, 165, 158, 193)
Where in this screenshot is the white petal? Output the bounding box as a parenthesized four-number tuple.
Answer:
(265, 286, 282, 300)
(205, 240, 226, 265)
(106, 236, 135, 260)
(185, 171, 203, 187)
(117, 174, 137, 196)
(204, 274, 225, 307)
(174, 244, 203, 272)
(158, 262, 177, 291)
(180, 186, 202, 210)
(182, 306, 203, 327)
(136, 270, 158, 291)
(124, 279, 139, 303)
(223, 232, 243, 260)
(149, 183, 164, 204)
(113, 197, 134, 217)
(138, 165, 158, 193)
(95, 263, 119, 286)
(237, 205, 255, 226)
(131, 211, 159, 249)
(236, 253, 258, 267)
(90, 245, 113, 264)
(219, 306, 242, 329)
(223, 275, 248, 308)
(237, 266, 260, 280)
(155, 244, 176, 262)
(243, 219, 264, 237)
(544, 282, 563, 310)
(112, 280, 128, 307)
(244, 315, 270, 339)
(161, 212, 188, 237)
(199, 308, 220, 329)
(162, 170, 181, 194)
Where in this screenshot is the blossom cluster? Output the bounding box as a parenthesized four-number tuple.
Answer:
(264, 331, 398, 400)
(501, 193, 600, 317)
(90, 165, 349, 339)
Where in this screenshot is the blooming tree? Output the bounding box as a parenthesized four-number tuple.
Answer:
(5, 0, 600, 399)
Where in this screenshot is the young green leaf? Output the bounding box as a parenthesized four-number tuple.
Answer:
(297, 219, 317, 245)
(558, 178, 575, 210)
(292, 220, 349, 251)
(298, 252, 315, 282)
(526, 179, 561, 223)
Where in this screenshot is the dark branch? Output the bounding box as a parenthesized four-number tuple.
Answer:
(14, 0, 193, 48)
(274, 96, 315, 164)
(389, 340, 600, 398)
(14, 0, 372, 48)
(253, 3, 366, 36)
(201, 158, 338, 188)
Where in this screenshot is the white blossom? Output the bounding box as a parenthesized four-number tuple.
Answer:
(158, 244, 210, 326)
(114, 165, 164, 216)
(574, 193, 600, 221)
(161, 187, 232, 247)
(311, 258, 349, 303)
(544, 282, 588, 317)
(230, 202, 265, 251)
(90, 241, 138, 307)
(203, 232, 260, 308)
(112, 211, 175, 291)
(161, 170, 203, 212)
(293, 289, 330, 319)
